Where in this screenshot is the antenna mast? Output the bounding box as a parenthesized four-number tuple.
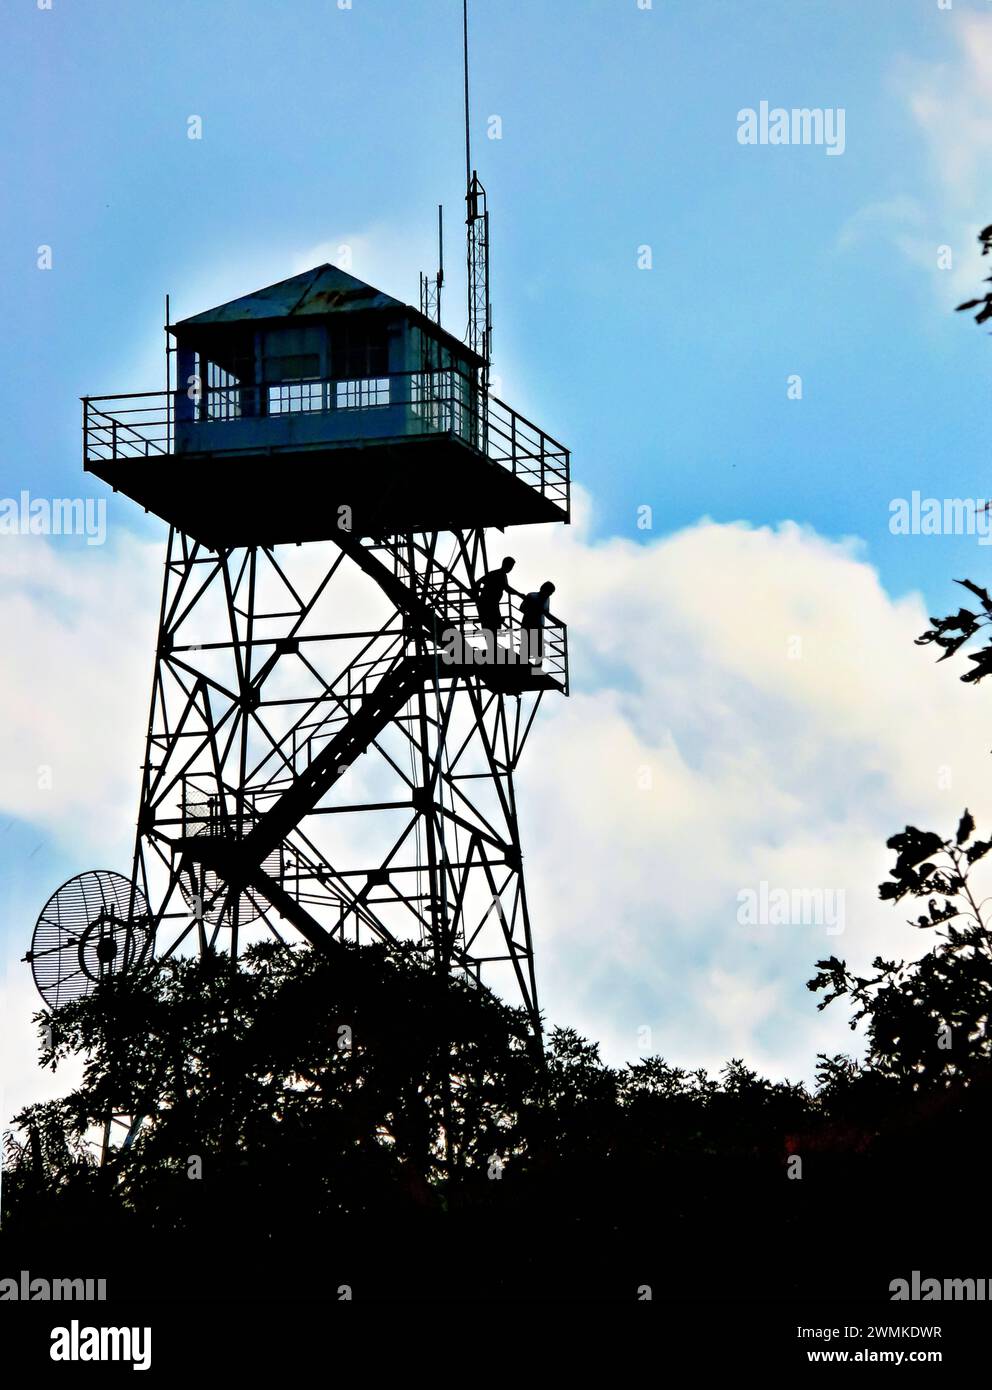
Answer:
(463, 0, 491, 391)
(419, 204, 444, 325)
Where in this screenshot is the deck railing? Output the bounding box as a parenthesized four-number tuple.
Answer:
(82, 370, 570, 514)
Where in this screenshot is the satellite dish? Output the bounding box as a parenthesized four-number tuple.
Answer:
(26, 870, 152, 1009)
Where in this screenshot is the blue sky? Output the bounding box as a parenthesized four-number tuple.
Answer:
(3, 0, 991, 602)
(5, 0, 992, 1108)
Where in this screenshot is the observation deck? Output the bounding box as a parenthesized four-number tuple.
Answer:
(81, 263, 570, 546)
(82, 374, 570, 545)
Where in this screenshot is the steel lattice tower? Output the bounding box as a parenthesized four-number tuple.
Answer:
(74, 263, 570, 1033)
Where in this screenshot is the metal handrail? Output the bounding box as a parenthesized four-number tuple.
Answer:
(290, 637, 408, 774)
(353, 538, 567, 685)
(289, 603, 567, 775)
(82, 371, 570, 508)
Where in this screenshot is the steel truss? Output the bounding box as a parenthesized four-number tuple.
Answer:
(130, 525, 564, 1032)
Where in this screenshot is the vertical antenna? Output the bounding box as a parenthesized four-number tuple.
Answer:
(165, 293, 172, 447)
(463, 0, 491, 390)
(419, 205, 444, 327)
(438, 203, 444, 303)
(463, 0, 472, 192)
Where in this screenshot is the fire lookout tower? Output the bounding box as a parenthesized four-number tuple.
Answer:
(47, 259, 570, 1030)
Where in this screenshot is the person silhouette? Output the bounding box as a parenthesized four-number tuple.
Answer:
(519, 581, 556, 666)
(475, 557, 516, 659)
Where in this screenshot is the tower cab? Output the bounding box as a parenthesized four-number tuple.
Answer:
(83, 264, 570, 546)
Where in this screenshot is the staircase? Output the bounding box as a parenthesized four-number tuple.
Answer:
(176, 529, 566, 939)
(336, 530, 568, 693)
(243, 653, 433, 866)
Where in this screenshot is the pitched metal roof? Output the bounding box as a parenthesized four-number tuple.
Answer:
(173, 262, 485, 366)
(176, 264, 408, 327)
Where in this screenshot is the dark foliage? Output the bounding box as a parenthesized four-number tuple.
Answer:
(955, 221, 992, 323)
(808, 813, 992, 1085)
(5, 909, 991, 1300)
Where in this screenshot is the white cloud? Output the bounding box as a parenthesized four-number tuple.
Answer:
(505, 500, 992, 1078)
(4, 502, 992, 1116)
(903, 14, 992, 207)
(0, 532, 160, 861)
(850, 15, 992, 302)
(0, 532, 158, 1136)
(1, 964, 84, 1142)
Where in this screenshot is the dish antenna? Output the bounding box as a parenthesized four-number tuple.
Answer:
(25, 870, 152, 1010)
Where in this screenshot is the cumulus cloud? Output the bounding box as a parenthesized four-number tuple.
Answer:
(4, 501, 992, 1121)
(505, 499, 992, 1078)
(0, 531, 160, 861)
